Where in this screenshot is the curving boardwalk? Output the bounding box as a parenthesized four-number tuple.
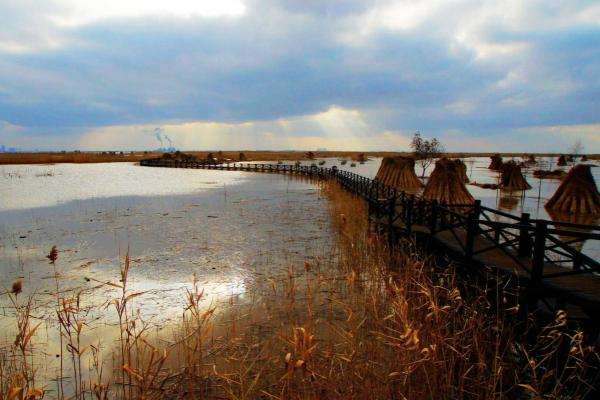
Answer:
(140, 158, 600, 326)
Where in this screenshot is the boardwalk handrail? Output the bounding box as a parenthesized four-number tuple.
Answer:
(139, 158, 600, 288)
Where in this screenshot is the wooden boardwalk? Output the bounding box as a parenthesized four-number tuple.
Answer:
(140, 158, 600, 323)
(429, 228, 600, 313)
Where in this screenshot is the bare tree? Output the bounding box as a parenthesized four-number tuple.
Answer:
(411, 132, 444, 178)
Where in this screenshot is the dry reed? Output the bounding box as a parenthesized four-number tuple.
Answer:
(0, 182, 598, 399)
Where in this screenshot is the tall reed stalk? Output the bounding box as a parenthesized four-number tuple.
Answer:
(1, 181, 598, 399)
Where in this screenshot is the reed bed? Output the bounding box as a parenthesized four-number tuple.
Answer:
(0, 182, 598, 399)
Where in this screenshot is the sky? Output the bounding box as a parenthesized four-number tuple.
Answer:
(0, 0, 598, 152)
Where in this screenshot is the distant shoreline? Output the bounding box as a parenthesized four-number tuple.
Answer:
(1, 151, 598, 165)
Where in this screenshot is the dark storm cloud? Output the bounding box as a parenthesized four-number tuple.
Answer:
(0, 5, 493, 127)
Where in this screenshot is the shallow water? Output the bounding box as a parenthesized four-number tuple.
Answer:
(0, 163, 333, 391)
(0, 162, 248, 211)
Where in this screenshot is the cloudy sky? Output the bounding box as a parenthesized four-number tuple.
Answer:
(0, 0, 598, 152)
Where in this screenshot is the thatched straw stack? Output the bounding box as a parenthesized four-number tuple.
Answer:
(526, 154, 536, 164)
(547, 210, 598, 251)
(375, 156, 423, 190)
(489, 154, 503, 170)
(557, 155, 567, 166)
(454, 159, 469, 183)
(547, 209, 598, 227)
(545, 165, 600, 214)
(423, 158, 475, 205)
(500, 161, 531, 190)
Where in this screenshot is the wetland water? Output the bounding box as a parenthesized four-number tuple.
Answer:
(0, 157, 598, 391)
(0, 162, 333, 389)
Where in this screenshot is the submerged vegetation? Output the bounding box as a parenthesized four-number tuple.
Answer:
(1, 181, 598, 399)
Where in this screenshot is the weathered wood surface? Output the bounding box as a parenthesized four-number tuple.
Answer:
(140, 158, 600, 321)
(428, 228, 600, 309)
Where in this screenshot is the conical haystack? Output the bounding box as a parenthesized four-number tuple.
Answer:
(547, 210, 598, 251)
(423, 158, 474, 205)
(545, 164, 600, 214)
(526, 154, 536, 164)
(375, 156, 423, 190)
(557, 155, 567, 166)
(547, 209, 598, 228)
(489, 154, 503, 170)
(453, 158, 469, 183)
(500, 161, 531, 190)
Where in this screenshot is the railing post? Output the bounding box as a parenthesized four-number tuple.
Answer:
(416, 199, 424, 225)
(406, 195, 414, 235)
(387, 191, 397, 246)
(573, 252, 582, 271)
(531, 220, 547, 285)
(429, 200, 438, 233)
(518, 213, 532, 257)
(465, 200, 481, 261)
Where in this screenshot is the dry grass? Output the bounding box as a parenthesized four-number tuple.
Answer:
(0, 151, 405, 165)
(0, 152, 162, 165)
(3, 151, 598, 165)
(0, 182, 598, 399)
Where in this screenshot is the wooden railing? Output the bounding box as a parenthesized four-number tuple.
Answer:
(140, 158, 600, 288)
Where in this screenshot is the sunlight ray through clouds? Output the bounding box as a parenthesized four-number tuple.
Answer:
(75, 107, 413, 151)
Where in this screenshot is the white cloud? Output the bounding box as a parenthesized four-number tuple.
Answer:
(52, 0, 246, 26)
(0, 0, 246, 53)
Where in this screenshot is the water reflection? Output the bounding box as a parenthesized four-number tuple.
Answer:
(0, 162, 247, 211)
(497, 193, 520, 212)
(0, 167, 333, 389)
